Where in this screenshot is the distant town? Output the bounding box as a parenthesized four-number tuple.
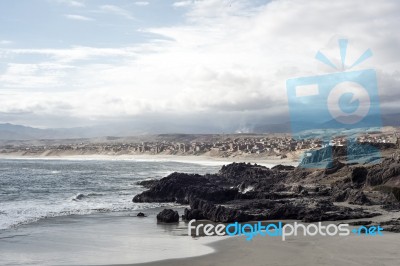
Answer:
(1, 130, 399, 158)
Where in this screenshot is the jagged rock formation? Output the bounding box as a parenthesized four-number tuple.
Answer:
(134, 158, 400, 223)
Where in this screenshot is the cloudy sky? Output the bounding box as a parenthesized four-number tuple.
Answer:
(0, 0, 399, 133)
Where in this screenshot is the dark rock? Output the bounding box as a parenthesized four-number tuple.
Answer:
(137, 212, 146, 217)
(348, 191, 371, 205)
(332, 188, 350, 202)
(156, 209, 179, 223)
(272, 164, 295, 171)
(265, 203, 302, 220)
(300, 190, 309, 196)
(366, 170, 383, 186)
(380, 219, 400, 233)
(351, 167, 368, 188)
(136, 179, 159, 189)
(382, 225, 400, 233)
(366, 158, 400, 186)
(219, 162, 274, 181)
(183, 208, 205, 220)
(291, 185, 303, 193)
(132, 161, 393, 224)
(188, 199, 251, 223)
(133, 172, 238, 204)
(392, 187, 400, 202)
(324, 159, 346, 175)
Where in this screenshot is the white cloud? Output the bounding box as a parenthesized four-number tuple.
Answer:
(1, 0, 400, 129)
(4, 46, 139, 63)
(173, 1, 193, 8)
(99, 5, 135, 20)
(0, 40, 13, 45)
(135, 1, 149, 6)
(56, 0, 85, 7)
(70, 1, 85, 7)
(0, 63, 73, 89)
(64, 14, 94, 21)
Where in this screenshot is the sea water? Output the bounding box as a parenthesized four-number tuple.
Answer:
(0, 158, 224, 265)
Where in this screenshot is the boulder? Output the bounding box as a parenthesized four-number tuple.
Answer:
(156, 209, 179, 223)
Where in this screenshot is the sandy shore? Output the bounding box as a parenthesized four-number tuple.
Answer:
(0, 153, 299, 167)
(0, 209, 224, 266)
(116, 206, 400, 266)
(124, 230, 400, 266)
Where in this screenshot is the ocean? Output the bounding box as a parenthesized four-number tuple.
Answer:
(0, 158, 223, 231)
(0, 158, 229, 265)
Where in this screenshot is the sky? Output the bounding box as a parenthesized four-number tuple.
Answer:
(0, 0, 399, 133)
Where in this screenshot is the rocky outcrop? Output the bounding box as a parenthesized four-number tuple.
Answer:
(134, 158, 400, 224)
(133, 172, 238, 204)
(156, 209, 179, 223)
(381, 219, 400, 233)
(367, 158, 400, 186)
(187, 199, 251, 222)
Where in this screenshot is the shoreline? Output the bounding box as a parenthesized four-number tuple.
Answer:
(0, 209, 225, 266)
(0, 153, 299, 167)
(111, 209, 400, 266)
(121, 229, 400, 266)
(2, 156, 400, 265)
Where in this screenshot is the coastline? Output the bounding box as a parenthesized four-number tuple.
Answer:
(119, 204, 400, 266)
(122, 229, 400, 266)
(0, 153, 299, 167)
(0, 209, 225, 266)
(4, 155, 400, 265)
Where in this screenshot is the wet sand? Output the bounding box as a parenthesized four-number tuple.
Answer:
(0, 209, 222, 266)
(113, 209, 400, 266)
(125, 230, 400, 266)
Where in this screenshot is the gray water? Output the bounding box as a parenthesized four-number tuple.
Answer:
(0, 158, 222, 230)
(0, 158, 227, 266)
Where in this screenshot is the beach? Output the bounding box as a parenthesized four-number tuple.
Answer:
(3, 208, 400, 266)
(0, 158, 226, 265)
(0, 153, 299, 167)
(2, 156, 400, 266)
(0, 209, 223, 266)
(127, 204, 400, 266)
(128, 229, 400, 266)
